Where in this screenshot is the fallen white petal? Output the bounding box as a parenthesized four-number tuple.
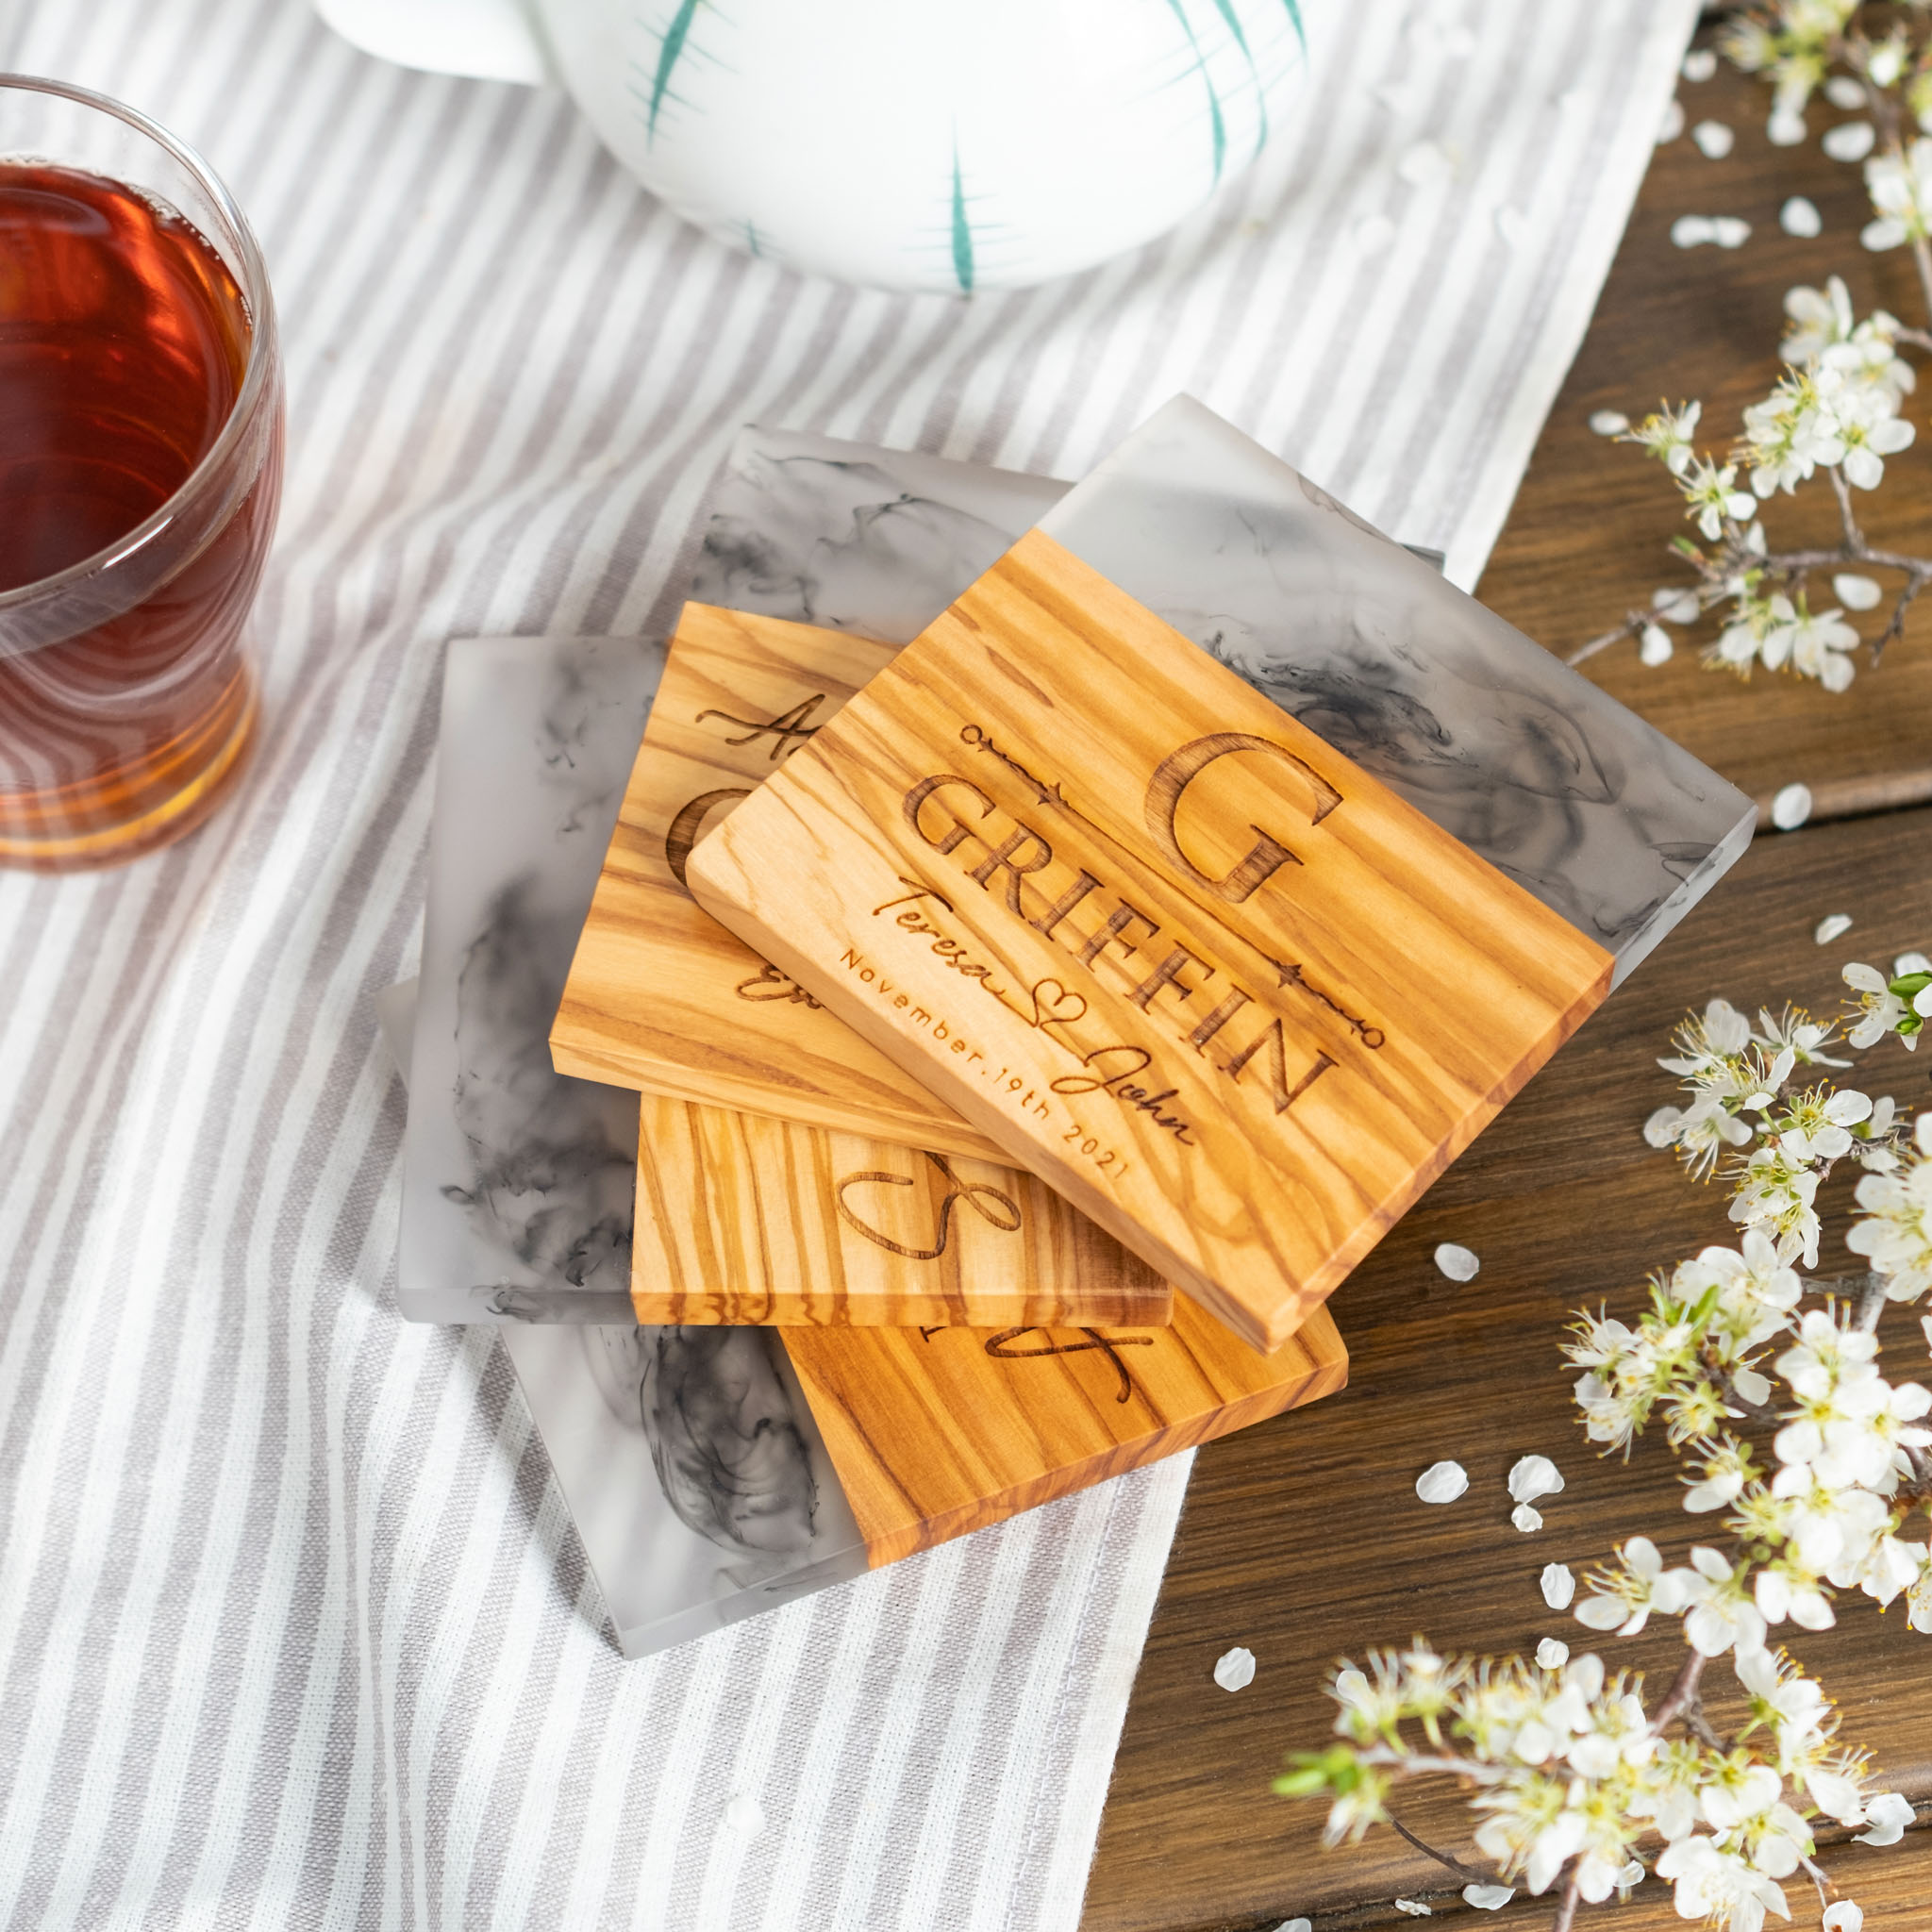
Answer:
(1692, 120, 1735, 158)
(1834, 571, 1882, 609)
(1464, 1884, 1516, 1910)
(724, 1790, 765, 1835)
(1672, 214, 1717, 248)
(1824, 75, 1867, 110)
(1822, 1902, 1863, 1932)
(1682, 48, 1717, 83)
(1768, 109, 1808, 147)
(1417, 1460, 1470, 1505)
(1508, 1455, 1566, 1504)
(1772, 782, 1812, 830)
(1214, 1644, 1257, 1692)
(1657, 97, 1686, 145)
(1393, 1904, 1433, 1919)
(1779, 195, 1823, 238)
(1535, 1638, 1570, 1671)
(1397, 140, 1452, 187)
(1353, 212, 1396, 257)
(1511, 1503, 1544, 1533)
(1541, 1562, 1576, 1609)
(1274, 1922, 1312, 1932)
(1434, 1241, 1479, 1282)
(1711, 216, 1752, 249)
(1589, 408, 1629, 436)
(1815, 913, 1854, 944)
(1823, 122, 1876, 162)
(1855, 1790, 1914, 1844)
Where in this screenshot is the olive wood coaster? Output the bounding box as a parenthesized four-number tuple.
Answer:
(631, 1091, 1171, 1327)
(554, 604, 994, 1158)
(780, 1292, 1347, 1567)
(686, 529, 1614, 1353)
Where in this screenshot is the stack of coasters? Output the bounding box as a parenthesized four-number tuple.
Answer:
(570, 398, 1754, 1353)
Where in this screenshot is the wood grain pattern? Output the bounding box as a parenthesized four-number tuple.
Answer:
(552, 603, 1002, 1160)
(784, 1296, 1347, 1568)
(687, 530, 1614, 1353)
(631, 1091, 1173, 1327)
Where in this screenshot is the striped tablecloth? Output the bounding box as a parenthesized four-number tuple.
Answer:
(0, 2, 1695, 1925)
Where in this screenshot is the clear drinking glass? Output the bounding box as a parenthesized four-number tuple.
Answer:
(0, 75, 283, 871)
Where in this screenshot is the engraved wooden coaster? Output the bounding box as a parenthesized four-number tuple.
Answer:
(686, 530, 1614, 1352)
(553, 604, 995, 1159)
(782, 1295, 1347, 1567)
(632, 1092, 1172, 1327)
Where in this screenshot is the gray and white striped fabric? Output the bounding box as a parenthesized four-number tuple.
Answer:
(0, 1, 1694, 1925)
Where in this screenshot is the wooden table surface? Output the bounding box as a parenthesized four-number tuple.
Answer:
(1083, 45, 1932, 1932)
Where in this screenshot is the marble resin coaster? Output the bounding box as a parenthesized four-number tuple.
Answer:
(379, 980, 870, 1659)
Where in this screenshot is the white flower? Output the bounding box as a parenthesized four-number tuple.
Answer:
(1508, 1456, 1565, 1505)
(1752, 1563, 1836, 1632)
(1541, 1563, 1575, 1610)
(1843, 961, 1915, 1050)
(1864, 142, 1932, 247)
(1762, 603, 1859, 690)
(1848, 1155, 1932, 1300)
(1647, 1095, 1754, 1175)
(1767, 1464, 1890, 1577)
(1655, 1836, 1789, 1932)
(1681, 1546, 1768, 1657)
(1574, 1537, 1696, 1635)
(1685, 1440, 1757, 1514)
(1854, 1790, 1914, 1845)
(1772, 1085, 1873, 1162)
(1624, 400, 1703, 476)
(1726, 1146, 1822, 1268)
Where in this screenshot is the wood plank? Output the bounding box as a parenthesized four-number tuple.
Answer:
(1081, 805, 1932, 1932)
(1478, 50, 1932, 820)
(631, 1091, 1172, 1328)
(552, 603, 1001, 1160)
(784, 1295, 1347, 1569)
(687, 530, 1613, 1353)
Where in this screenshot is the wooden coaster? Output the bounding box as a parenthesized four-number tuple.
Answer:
(782, 1295, 1347, 1567)
(632, 1092, 1172, 1327)
(686, 530, 1613, 1352)
(553, 604, 994, 1159)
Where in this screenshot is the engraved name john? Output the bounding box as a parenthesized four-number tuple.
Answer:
(888, 726, 1381, 1128)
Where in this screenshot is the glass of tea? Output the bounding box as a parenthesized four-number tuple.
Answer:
(0, 75, 283, 871)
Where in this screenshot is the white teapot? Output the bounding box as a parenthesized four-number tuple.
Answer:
(316, 0, 1325, 291)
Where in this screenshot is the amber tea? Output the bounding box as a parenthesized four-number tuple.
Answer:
(0, 145, 281, 869)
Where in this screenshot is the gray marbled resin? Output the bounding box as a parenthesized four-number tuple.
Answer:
(695, 412, 1751, 982)
(1038, 399, 1754, 982)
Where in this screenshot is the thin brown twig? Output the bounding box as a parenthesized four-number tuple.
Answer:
(1649, 1650, 1708, 1737)
(1387, 1813, 1496, 1887)
(1549, 1866, 1585, 1932)
(1827, 463, 1865, 554)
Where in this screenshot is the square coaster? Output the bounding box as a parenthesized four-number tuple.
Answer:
(687, 525, 1614, 1351)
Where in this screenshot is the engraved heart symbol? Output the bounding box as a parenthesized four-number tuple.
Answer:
(1030, 977, 1088, 1031)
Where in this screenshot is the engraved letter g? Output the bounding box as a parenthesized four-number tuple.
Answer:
(1143, 733, 1341, 905)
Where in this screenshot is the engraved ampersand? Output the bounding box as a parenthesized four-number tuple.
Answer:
(836, 1152, 1023, 1260)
